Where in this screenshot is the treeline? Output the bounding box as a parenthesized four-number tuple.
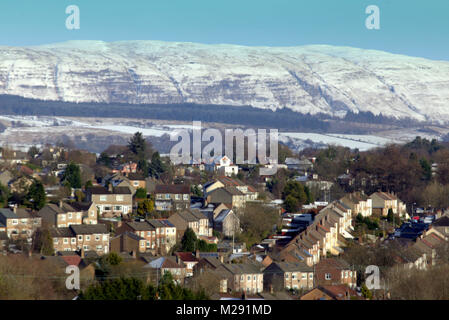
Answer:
(0, 94, 329, 131)
(308, 136, 449, 208)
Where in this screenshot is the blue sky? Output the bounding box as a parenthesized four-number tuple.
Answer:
(0, 0, 448, 60)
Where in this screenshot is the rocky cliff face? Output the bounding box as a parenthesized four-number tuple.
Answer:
(0, 40, 448, 122)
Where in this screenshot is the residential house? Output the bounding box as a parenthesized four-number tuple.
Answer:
(0, 207, 41, 239)
(340, 192, 372, 217)
(116, 219, 177, 254)
(38, 202, 84, 228)
(205, 155, 238, 177)
(214, 208, 240, 237)
(110, 231, 146, 255)
(414, 232, 446, 266)
(175, 252, 199, 277)
(51, 224, 110, 255)
(193, 257, 224, 276)
(370, 192, 406, 217)
(206, 187, 246, 209)
(168, 209, 212, 241)
(204, 177, 259, 201)
(70, 201, 98, 225)
(263, 261, 314, 292)
(300, 285, 360, 300)
(315, 258, 357, 288)
(86, 186, 132, 217)
(154, 184, 191, 212)
(143, 256, 187, 285)
(216, 263, 264, 294)
(112, 162, 137, 174)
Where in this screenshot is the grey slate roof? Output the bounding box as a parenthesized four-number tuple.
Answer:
(70, 224, 108, 235)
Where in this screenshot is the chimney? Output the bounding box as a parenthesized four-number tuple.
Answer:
(108, 183, 113, 193)
(131, 250, 137, 259)
(80, 248, 85, 259)
(13, 205, 17, 214)
(59, 200, 63, 208)
(219, 255, 224, 263)
(195, 249, 200, 258)
(269, 285, 274, 294)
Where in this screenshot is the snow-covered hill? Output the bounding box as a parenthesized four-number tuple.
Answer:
(0, 40, 448, 122)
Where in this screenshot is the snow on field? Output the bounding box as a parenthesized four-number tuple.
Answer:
(0, 115, 418, 152)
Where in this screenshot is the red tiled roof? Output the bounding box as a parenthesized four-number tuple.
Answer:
(60, 255, 82, 267)
(175, 252, 199, 262)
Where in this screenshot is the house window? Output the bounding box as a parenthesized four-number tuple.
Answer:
(60, 215, 66, 221)
(302, 273, 307, 279)
(78, 235, 83, 241)
(133, 181, 139, 187)
(21, 219, 27, 224)
(71, 238, 76, 244)
(76, 213, 81, 219)
(325, 273, 332, 280)
(96, 245, 103, 251)
(165, 194, 170, 199)
(100, 195, 107, 201)
(103, 235, 108, 241)
(68, 213, 72, 219)
(86, 235, 91, 241)
(54, 239, 58, 244)
(114, 206, 122, 211)
(83, 245, 89, 250)
(285, 273, 289, 279)
(183, 194, 189, 201)
(63, 238, 68, 244)
(116, 195, 124, 202)
(175, 194, 180, 200)
(292, 273, 297, 280)
(95, 235, 100, 241)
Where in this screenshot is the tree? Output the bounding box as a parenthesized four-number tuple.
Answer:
(361, 283, 373, 300)
(181, 228, 197, 252)
(26, 180, 46, 210)
(0, 182, 9, 208)
(137, 199, 154, 216)
(284, 195, 300, 213)
(62, 162, 82, 189)
(135, 188, 147, 199)
(34, 228, 54, 256)
(27, 146, 40, 159)
(128, 132, 147, 159)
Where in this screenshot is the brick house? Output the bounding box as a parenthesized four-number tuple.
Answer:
(110, 231, 145, 255)
(0, 207, 41, 240)
(193, 257, 224, 276)
(263, 261, 314, 292)
(116, 219, 177, 254)
(154, 184, 191, 212)
(300, 285, 360, 300)
(51, 224, 110, 255)
(315, 258, 357, 288)
(216, 263, 264, 294)
(86, 186, 132, 217)
(175, 252, 199, 277)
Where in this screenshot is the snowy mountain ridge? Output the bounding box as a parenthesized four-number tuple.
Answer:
(0, 40, 448, 122)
